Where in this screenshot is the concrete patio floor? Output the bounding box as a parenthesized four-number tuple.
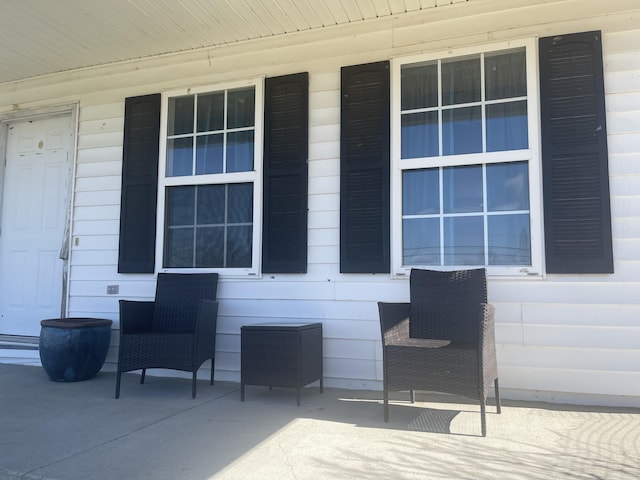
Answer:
(0, 362, 638, 480)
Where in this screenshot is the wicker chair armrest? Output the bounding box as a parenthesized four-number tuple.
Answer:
(378, 302, 410, 345)
(119, 300, 155, 334)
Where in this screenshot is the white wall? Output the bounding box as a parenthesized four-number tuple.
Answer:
(1, 0, 638, 405)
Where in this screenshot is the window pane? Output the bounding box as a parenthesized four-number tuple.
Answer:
(401, 111, 439, 159)
(165, 228, 194, 268)
(228, 183, 253, 223)
(488, 214, 531, 265)
(486, 101, 528, 152)
(444, 216, 484, 265)
(196, 185, 225, 225)
(227, 131, 254, 172)
(443, 165, 483, 213)
(227, 88, 255, 129)
(485, 49, 526, 100)
(401, 62, 438, 110)
(196, 227, 224, 267)
(403, 169, 439, 215)
(403, 218, 440, 265)
(167, 137, 193, 177)
(197, 92, 224, 132)
(442, 56, 481, 106)
(168, 96, 194, 135)
(166, 186, 194, 226)
(196, 134, 223, 174)
(227, 225, 252, 267)
(487, 162, 529, 211)
(442, 106, 482, 155)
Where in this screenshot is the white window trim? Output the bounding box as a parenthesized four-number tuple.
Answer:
(156, 77, 264, 277)
(390, 38, 543, 278)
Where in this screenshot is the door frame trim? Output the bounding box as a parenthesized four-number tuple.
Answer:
(0, 103, 79, 320)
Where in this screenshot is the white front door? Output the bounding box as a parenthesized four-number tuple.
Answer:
(0, 116, 73, 336)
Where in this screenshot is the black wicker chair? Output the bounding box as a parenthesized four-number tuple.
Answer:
(378, 268, 500, 436)
(115, 273, 219, 399)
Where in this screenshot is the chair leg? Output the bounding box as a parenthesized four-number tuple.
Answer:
(480, 398, 487, 437)
(115, 370, 122, 399)
(410, 389, 416, 403)
(210, 360, 215, 386)
(140, 369, 146, 384)
(192, 371, 197, 399)
(383, 387, 389, 422)
(494, 378, 502, 414)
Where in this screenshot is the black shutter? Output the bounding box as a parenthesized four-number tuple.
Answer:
(118, 94, 161, 273)
(262, 73, 309, 273)
(539, 31, 613, 274)
(340, 61, 390, 273)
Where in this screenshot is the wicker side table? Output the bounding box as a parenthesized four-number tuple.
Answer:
(241, 322, 323, 406)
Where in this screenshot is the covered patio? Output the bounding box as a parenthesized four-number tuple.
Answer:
(1, 5, 639, 478)
(0, 362, 638, 479)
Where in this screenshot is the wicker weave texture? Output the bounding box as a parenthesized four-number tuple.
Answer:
(115, 273, 219, 398)
(378, 268, 500, 435)
(241, 323, 323, 404)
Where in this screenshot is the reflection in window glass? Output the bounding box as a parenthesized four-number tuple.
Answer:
(163, 82, 259, 272)
(166, 186, 195, 226)
(227, 131, 254, 173)
(488, 214, 531, 265)
(167, 87, 255, 176)
(443, 165, 483, 213)
(403, 218, 440, 265)
(196, 227, 224, 268)
(441, 56, 481, 106)
(442, 106, 482, 155)
(398, 45, 532, 270)
(485, 49, 527, 100)
(401, 62, 438, 110)
(196, 135, 223, 175)
(167, 137, 193, 177)
(486, 101, 528, 152)
(227, 225, 253, 267)
(227, 88, 255, 129)
(197, 93, 224, 132)
(168, 96, 194, 136)
(401, 111, 439, 159)
(487, 162, 529, 211)
(400, 162, 531, 267)
(164, 184, 253, 268)
(444, 216, 484, 265)
(228, 183, 253, 223)
(165, 228, 194, 268)
(403, 169, 439, 215)
(196, 185, 225, 225)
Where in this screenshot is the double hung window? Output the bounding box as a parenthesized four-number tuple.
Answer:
(158, 79, 263, 275)
(392, 40, 541, 276)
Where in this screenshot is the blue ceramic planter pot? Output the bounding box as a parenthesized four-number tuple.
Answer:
(39, 318, 113, 382)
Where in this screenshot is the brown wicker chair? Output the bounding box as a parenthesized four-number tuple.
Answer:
(378, 268, 500, 436)
(115, 273, 219, 399)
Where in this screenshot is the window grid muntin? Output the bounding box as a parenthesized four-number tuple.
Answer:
(166, 88, 255, 177)
(158, 79, 263, 275)
(394, 41, 539, 275)
(400, 48, 527, 160)
(403, 164, 531, 267)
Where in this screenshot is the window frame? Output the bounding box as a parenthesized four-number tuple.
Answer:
(390, 39, 543, 277)
(156, 77, 264, 277)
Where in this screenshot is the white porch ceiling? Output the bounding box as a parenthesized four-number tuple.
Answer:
(0, 0, 469, 85)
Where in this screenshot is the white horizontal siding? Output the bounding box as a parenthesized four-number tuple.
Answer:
(1, 0, 639, 404)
